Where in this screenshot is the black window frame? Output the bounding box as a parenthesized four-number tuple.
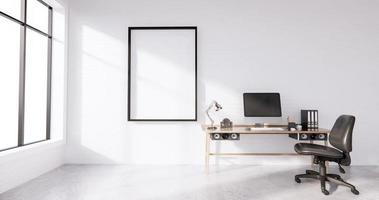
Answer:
(0, 0, 53, 152)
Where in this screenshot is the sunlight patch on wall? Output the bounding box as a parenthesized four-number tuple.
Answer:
(80, 25, 126, 162)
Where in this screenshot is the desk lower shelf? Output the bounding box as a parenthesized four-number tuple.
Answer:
(202, 124, 330, 174)
(209, 152, 303, 156)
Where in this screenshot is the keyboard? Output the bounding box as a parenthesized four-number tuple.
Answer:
(247, 127, 287, 131)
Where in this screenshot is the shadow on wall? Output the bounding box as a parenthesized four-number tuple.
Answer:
(68, 25, 127, 163)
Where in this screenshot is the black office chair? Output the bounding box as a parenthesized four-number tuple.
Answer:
(294, 115, 359, 195)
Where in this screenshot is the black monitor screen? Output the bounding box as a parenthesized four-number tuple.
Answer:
(243, 93, 282, 117)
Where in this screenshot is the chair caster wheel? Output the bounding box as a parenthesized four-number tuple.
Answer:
(322, 189, 329, 195)
(351, 188, 359, 195)
(295, 177, 301, 183)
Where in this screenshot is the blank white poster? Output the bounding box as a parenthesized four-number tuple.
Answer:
(129, 28, 197, 121)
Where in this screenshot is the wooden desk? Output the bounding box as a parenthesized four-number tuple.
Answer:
(202, 124, 330, 173)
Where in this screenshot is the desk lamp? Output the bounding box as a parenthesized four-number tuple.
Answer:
(206, 101, 222, 130)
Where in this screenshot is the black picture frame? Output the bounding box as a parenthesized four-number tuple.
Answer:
(128, 26, 197, 121)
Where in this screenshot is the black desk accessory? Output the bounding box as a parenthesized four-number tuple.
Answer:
(288, 132, 327, 141)
(220, 118, 233, 129)
(288, 122, 297, 131)
(301, 110, 319, 131)
(211, 133, 240, 140)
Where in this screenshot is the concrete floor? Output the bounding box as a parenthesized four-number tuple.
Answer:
(1, 165, 378, 200)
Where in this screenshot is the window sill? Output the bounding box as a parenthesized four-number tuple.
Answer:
(0, 139, 65, 161)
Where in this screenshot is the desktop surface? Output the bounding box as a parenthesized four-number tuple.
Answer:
(202, 124, 329, 134)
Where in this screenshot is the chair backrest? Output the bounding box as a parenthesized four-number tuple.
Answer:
(329, 115, 355, 153)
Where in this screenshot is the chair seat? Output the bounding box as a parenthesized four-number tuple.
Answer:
(294, 143, 343, 159)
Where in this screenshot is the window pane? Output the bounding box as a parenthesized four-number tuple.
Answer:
(27, 0, 49, 33)
(24, 29, 48, 144)
(0, 0, 21, 20)
(0, 17, 20, 150)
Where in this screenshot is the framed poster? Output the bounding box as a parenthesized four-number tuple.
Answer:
(128, 27, 197, 121)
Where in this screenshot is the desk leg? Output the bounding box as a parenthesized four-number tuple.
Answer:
(310, 140, 315, 168)
(324, 139, 329, 167)
(205, 133, 210, 174)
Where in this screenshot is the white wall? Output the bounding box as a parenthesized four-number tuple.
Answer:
(0, 141, 65, 193)
(66, 0, 379, 165)
(0, 0, 68, 193)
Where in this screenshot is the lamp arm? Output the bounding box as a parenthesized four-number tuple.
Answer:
(206, 108, 214, 126)
(206, 101, 216, 126)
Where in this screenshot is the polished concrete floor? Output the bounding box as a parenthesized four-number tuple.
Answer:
(1, 165, 378, 200)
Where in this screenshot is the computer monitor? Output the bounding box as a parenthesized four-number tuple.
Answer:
(243, 93, 282, 117)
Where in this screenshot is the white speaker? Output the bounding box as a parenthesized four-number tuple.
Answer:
(211, 133, 240, 140)
(230, 133, 239, 140)
(300, 133, 309, 140)
(317, 133, 327, 140)
(211, 133, 221, 140)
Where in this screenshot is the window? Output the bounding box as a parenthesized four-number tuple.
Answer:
(0, 0, 52, 151)
(0, 17, 20, 150)
(0, 0, 22, 20)
(24, 28, 49, 144)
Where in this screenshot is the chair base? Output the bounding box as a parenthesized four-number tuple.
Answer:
(295, 169, 359, 195)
